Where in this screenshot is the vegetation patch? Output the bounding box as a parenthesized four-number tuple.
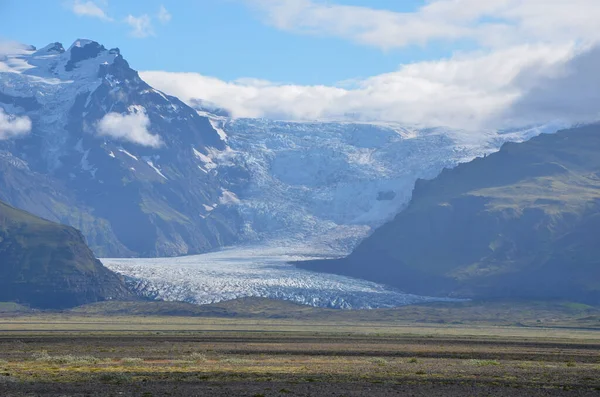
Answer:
(0, 312, 599, 394)
(32, 351, 102, 365)
(467, 359, 501, 367)
(121, 357, 145, 366)
(370, 358, 388, 366)
(187, 353, 208, 362)
(98, 372, 132, 384)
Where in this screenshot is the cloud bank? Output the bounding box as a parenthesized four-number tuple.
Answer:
(245, 0, 600, 50)
(97, 107, 162, 147)
(0, 109, 32, 140)
(141, 43, 581, 129)
(141, 0, 600, 130)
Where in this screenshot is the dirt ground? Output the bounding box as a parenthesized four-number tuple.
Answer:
(0, 310, 599, 396)
(0, 329, 599, 396)
(3, 380, 600, 397)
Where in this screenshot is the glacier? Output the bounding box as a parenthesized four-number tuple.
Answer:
(101, 244, 465, 309)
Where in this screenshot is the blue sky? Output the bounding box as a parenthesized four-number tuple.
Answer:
(1, 1, 598, 129)
(0, 0, 466, 85)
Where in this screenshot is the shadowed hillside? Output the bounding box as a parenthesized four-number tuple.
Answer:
(300, 125, 600, 303)
(0, 200, 134, 309)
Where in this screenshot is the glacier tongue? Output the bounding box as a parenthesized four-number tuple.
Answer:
(101, 244, 463, 309)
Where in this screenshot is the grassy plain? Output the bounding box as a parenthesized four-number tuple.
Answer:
(0, 299, 599, 396)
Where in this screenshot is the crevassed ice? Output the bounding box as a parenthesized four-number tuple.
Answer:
(101, 244, 462, 309)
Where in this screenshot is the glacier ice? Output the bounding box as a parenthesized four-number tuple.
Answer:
(101, 244, 464, 309)
(207, 118, 567, 251)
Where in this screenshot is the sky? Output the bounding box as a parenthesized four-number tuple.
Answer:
(2, 0, 600, 129)
(1, 0, 440, 85)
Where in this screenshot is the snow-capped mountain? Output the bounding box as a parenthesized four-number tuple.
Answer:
(0, 39, 564, 258)
(0, 40, 240, 257)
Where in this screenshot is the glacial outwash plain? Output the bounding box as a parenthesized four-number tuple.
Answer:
(1, 299, 600, 396)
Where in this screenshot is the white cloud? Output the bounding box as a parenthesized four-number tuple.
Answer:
(245, 0, 600, 50)
(125, 14, 154, 38)
(141, 43, 580, 129)
(97, 107, 162, 147)
(0, 40, 33, 73)
(0, 40, 30, 55)
(0, 109, 32, 140)
(70, 0, 112, 21)
(157, 5, 172, 24)
(138, 0, 600, 130)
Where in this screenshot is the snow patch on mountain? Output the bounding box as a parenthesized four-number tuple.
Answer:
(143, 157, 167, 179)
(209, 118, 228, 141)
(193, 147, 217, 170)
(118, 148, 138, 161)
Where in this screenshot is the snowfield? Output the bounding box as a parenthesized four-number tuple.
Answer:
(101, 244, 464, 309)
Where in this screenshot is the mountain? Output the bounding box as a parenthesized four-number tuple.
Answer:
(0, 199, 133, 309)
(0, 40, 242, 257)
(0, 39, 563, 258)
(300, 125, 600, 304)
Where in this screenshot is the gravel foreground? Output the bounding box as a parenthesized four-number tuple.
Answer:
(2, 381, 600, 397)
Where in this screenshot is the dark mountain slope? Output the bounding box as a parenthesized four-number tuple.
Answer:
(0, 200, 133, 309)
(0, 151, 131, 257)
(300, 125, 600, 303)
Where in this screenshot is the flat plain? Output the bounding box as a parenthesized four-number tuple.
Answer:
(0, 300, 599, 396)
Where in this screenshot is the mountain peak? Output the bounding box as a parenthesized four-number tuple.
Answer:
(35, 42, 65, 55)
(11, 38, 121, 80)
(64, 40, 107, 72)
(67, 39, 100, 51)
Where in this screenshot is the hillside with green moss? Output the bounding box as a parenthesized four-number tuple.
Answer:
(0, 200, 134, 309)
(300, 125, 600, 303)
